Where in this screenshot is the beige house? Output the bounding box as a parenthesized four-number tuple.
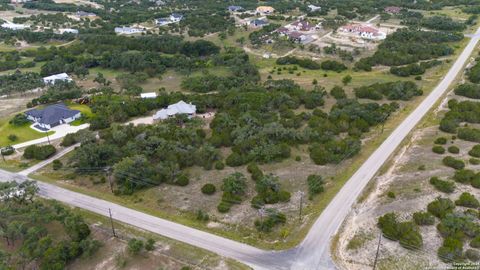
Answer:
(256, 6, 274, 14)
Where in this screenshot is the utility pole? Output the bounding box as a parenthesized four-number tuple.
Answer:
(372, 233, 382, 270)
(46, 131, 51, 145)
(106, 167, 114, 193)
(108, 208, 117, 238)
(299, 191, 304, 222)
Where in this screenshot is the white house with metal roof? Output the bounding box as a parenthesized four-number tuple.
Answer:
(140, 92, 157, 99)
(43, 73, 73, 85)
(153, 100, 196, 121)
(1, 22, 28, 30)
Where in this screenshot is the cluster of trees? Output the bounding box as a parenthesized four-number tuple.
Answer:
(377, 212, 423, 249)
(390, 60, 441, 77)
(0, 72, 44, 95)
(276, 56, 321, 70)
(467, 60, 480, 83)
(0, 28, 75, 44)
(320, 60, 347, 72)
(403, 15, 466, 31)
(23, 144, 56, 160)
(29, 81, 82, 107)
(354, 81, 422, 101)
(453, 84, 480, 99)
(355, 29, 462, 71)
(0, 181, 100, 269)
(439, 100, 480, 133)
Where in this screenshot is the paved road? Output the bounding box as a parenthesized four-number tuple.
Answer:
(0, 27, 478, 270)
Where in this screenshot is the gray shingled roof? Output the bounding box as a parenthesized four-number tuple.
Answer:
(25, 103, 80, 126)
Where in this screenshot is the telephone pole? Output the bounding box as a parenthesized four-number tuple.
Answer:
(299, 191, 304, 222)
(372, 233, 382, 270)
(108, 208, 117, 238)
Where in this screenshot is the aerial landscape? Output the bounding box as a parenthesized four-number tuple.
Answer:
(0, 0, 480, 269)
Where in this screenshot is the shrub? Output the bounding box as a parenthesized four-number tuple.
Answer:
(453, 169, 476, 184)
(127, 238, 144, 255)
(9, 114, 30, 126)
(217, 201, 231, 213)
(413, 211, 435, 226)
(471, 235, 480, 248)
(438, 237, 463, 262)
(0, 146, 14, 156)
(378, 213, 400, 240)
(466, 249, 480, 262)
(8, 134, 17, 142)
(472, 176, 480, 188)
(387, 191, 396, 199)
(330, 86, 347, 99)
(432, 146, 445, 154)
(247, 163, 263, 181)
(23, 144, 56, 160)
(434, 137, 448, 145)
(454, 83, 480, 99)
(145, 238, 155, 251)
(320, 60, 347, 72)
(175, 174, 189, 186)
(455, 192, 480, 208)
(442, 156, 465, 170)
(254, 209, 286, 232)
(470, 158, 480, 165)
(397, 221, 423, 250)
(225, 152, 246, 167)
(52, 159, 63, 170)
(448, 146, 460, 154)
(468, 145, 480, 157)
(195, 210, 209, 222)
(214, 161, 225, 170)
(458, 127, 480, 143)
(61, 133, 77, 147)
(307, 174, 324, 199)
(201, 183, 216, 195)
(427, 197, 455, 218)
(429, 177, 455, 193)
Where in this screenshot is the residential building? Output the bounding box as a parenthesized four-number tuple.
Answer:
(287, 20, 314, 31)
(43, 73, 72, 85)
(384, 6, 402, 14)
(339, 24, 386, 40)
(114, 26, 145, 35)
(25, 103, 81, 130)
(76, 11, 97, 17)
(256, 6, 274, 14)
(228, 5, 243, 12)
(250, 19, 269, 28)
(308, 4, 321, 12)
(155, 18, 171, 26)
(60, 28, 79, 34)
(140, 92, 157, 99)
(286, 31, 307, 43)
(1, 22, 27, 30)
(170, 13, 183, 22)
(10, 0, 31, 3)
(153, 100, 196, 121)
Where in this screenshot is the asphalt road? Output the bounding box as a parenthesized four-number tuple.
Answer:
(0, 27, 479, 270)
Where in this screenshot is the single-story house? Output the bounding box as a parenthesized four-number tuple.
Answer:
(155, 18, 171, 26)
(256, 6, 274, 14)
(384, 6, 402, 14)
(76, 11, 96, 17)
(153, 100, 196, 121)
(339, 24, 386, 40)
(10, 0, 31, 3)
(308, 4, 321, 12)
(25, 103, 81, 130)
(140, 92, 157, 99)
(287, 20, 314, 31)
(60, 28, 79, 34)
(170, 13, 183, 22)
(1, 22, 28, 30)
(114, 26, 145, 35)
(250, 19, 269, 28)
(43, 73, 73, 85)
(228, 5, 243, 12)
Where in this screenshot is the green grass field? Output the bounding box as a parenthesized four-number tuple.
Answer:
(0, 117, 52, 147)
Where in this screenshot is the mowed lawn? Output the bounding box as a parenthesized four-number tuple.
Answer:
(0, 117, 49, 146)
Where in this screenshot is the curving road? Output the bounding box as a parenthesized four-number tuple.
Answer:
(0, 27, 479, 270)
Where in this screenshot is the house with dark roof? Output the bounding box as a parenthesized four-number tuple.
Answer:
(25, 103, 81, 130)
(250, 19, 269, 28)
(228, 5, 243, 12)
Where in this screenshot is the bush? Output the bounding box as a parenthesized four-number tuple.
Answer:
(225, 152, 246, 167)
(195, 210, 209, 222)
(458, 128, 480, 143)
(470, 158, 480, 165)
(145, 238, 155, 251)
(438, 237, 463, 262)
(448, 146, 460, 154)
(320, 60, 347, 72)
(442, 156, 465, 170)
(247, 163, 263, 181)
(9, 114, 30, 126)
(61, 133, 77, 147)
(427, 197, 455, 218)
(469, 145, 480, 157)
(429, 177, 455, 193)
(217, 201, 231, 213)
(455, 192, 480, 208)
(454, 84, 480, 99)
(0, 146, 14, 156)
(175, 174, 189, 186)
(8, 134, 17, 142)
(434, 137, 447, 145)
(52, 159, 63, 170)
(378, 213, 400, 240)
(127, 238, 144, 255)
(466, 249, 480, 262)
(413, 211, 435, 226)
(397, 221, 423, 250)
(330, 86, 347, 99)
(387, 191, 396, 199)
(214, 161, 225, 170)
(307, 174, 324, 199)
(471, 235, 480, 248)
(432, 145, 445, 154)
(453, 169, 476, 184)
(201, 183, 216, 195)
(254, 209, 286, 232)
(23, 144, 56, 160)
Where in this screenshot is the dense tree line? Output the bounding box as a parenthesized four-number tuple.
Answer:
(355, 29, 462, 71)
(0, 72, 44, 95)
(403, 15, 466, 31)
(440, 99, 480, 133)
(0, 181, 100, 269)
(390, 60, 441, 77)
(354, 81, 422, 101)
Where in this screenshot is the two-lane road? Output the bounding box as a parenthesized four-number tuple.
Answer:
(1, 27, 479, 270)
